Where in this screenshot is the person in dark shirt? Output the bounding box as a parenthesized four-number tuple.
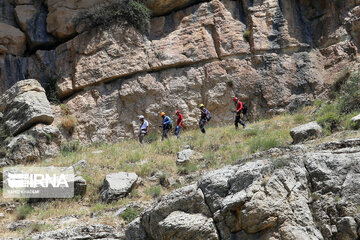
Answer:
(160, 112, 172, 140)
(174, 110, 183, 139)
(199, 104, 211, 134)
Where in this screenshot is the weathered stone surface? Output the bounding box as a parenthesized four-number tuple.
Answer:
(0, 79, 54, 136)
(3, 124, 60, 165)
(157, 211, 218, 240)
(290, 121, 323, 144)
(31, 224, 125, 240)
(127, 138, 360, 240)
(177, 149, 195, 164)
(45, 0, 119, 39)
(99, 172, 138, 203)
(14, 3, 55, 50)
(146, 0, 205, 16)
(0, 23, 26, 56)
(140, 184, 212, 239)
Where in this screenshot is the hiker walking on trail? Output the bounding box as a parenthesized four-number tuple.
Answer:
(138, 115, 149, 144)
(199, 104, 211, 134)
(160, 112, 172, 140)
(174, 110, 183, 139)
(233, 97, 246, 129)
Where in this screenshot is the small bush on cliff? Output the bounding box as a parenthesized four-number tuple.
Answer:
(61, 115, 77, 134)
(339, 71, 360, 114)
(74, 0, 151, 34)
(243, 30, 251, 41)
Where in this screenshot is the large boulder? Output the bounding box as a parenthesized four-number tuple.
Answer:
(14, 3, 55, 50)
(157, 211, 218, 240)
(0, 22, 26, 55)
(3, 125, 60, 165)
(290, 121, 323, 144)
(99, 172, 138, 203)
(0, 79, 54, 136)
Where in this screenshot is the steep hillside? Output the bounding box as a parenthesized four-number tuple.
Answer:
(0, 0, 360, 143)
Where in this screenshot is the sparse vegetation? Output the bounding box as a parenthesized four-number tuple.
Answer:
(120, 207, 143, 223)
(145, 185, 162, 198)
(60, 115, 77, 134)
(74, 0, 151, 34)
(15, 204, 34, 220)
(243, 30, 251, 41)
(61, 141, 81, 155)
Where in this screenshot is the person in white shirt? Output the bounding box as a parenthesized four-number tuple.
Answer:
(138, 115, 149, 144)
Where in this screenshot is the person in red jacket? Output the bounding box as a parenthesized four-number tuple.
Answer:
(174, 110, 183, 139)
(233, 97, 246, 129)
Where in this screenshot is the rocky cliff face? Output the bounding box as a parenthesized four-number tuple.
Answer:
(0, 0, 360, 142)
(125, 138, 360, 240)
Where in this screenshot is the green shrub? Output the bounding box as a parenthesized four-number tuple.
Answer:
(120, 207, 143, 222)
(61, 141, 81, 155)
(243, 30, 251, 41)
(247, 135, 283, 153)
(145, 185, 162, 198)
(339, 71, 360, 114)
(177, 162, 199, 175)
(74, 0, 151, 34)
(316, 104, 341, 134)
(16, 204, 34, 220)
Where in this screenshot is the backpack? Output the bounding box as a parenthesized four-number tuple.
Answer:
(165, 116, 173, 129)
(206, 110, 211, 121)
(242, 104, 248, 115)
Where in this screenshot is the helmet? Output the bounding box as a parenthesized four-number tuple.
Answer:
(138, 115, 144, 119)
(233, 97, 238, 102)
(161, 112, 166, 117)
(199, 104, 204, 108)
(175, 110, 180, 115)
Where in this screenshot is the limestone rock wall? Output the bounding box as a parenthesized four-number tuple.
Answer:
(0, 0, 360, 143)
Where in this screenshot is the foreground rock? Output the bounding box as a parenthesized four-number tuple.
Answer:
(100, 172, 138, 203)
(350, 113, 360, 129)
(1, 125, 61, 166)
(0, 79, 54, 136)
(290, 121, 323, 144)
(177, 149, 196, 164)
(30, 224, 125, 239)
(126, 138, 360, 240)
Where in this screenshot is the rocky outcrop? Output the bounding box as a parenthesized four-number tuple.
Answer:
(0, 0, 359, 143)
(0, 124, 61, 166)
(290, 121, 323, 144)
(126, 138, 360, 240)
(0, 22, 26, 55)
(0, 79, 54, 136)
(14, 2, 55, 50)
(99, 172, 138, 203)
